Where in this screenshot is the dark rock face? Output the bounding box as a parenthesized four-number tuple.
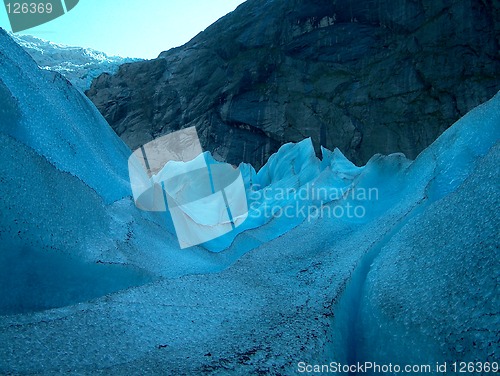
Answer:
(86, 0, 499, 168)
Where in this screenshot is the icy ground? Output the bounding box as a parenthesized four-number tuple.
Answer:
(0, 28, 499, 374)
(9, 33, 139, 91)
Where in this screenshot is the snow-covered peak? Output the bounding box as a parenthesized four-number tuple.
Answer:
(8, 32, 141, 91)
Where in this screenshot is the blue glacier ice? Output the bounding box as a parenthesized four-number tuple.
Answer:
(0, 27, 498, 374)
(0, 28, 233, 315)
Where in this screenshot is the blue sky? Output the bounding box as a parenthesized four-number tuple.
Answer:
(0, 0, 246, 58)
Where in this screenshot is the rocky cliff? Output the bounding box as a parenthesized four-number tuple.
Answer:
(86, 0, 499, 168)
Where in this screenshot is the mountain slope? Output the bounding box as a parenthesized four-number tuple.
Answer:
(0, 28, 221, 314)
(11, 33, 139, 91)
(86, 0, 499, 168)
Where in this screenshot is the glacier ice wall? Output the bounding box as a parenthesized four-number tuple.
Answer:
(330, 90, 500, 369)
(356, 93, 500, 366)
(0, 29, 229, 315)
(0, 29, 131, 203)
(358, 144, 499, 367)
